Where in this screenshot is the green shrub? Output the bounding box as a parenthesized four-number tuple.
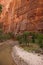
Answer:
(0, 4, 2, 13)
(0, 32, 14, 42)
(16, 34, 22, 44)
(23, 31, 30, 36)
(37, 33, 43, 49)
(0, 29, 3, 34)
(8, 32, 14, 39)
(22, 31, 29, 44)
(16, 31, 29, 45)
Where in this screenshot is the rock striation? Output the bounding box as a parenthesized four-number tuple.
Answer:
(0, 0, 43, 34)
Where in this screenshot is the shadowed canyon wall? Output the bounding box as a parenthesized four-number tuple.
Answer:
(0, 0, 43, 34)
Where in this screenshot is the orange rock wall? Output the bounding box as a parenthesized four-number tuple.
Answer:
(0, 0, 43, 34)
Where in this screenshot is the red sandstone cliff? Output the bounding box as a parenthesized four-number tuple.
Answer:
(0, 0, 43, 34)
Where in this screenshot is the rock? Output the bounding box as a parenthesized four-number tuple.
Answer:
(0, 0, 43, 34)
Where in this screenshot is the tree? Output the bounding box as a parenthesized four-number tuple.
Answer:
(16, 31, 29, 45)
(31, 33, 35, 43)
(22, 31, 29, 45)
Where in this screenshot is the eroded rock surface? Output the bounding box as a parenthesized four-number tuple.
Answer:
(0, 0, 43, 33)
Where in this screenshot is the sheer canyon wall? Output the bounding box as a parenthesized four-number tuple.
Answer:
(0, 0, 43, 34)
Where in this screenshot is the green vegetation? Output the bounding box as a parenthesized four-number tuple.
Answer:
(16, 31, 29, 45)
(0, 29, 14, 42)
(0, 4, 2, 14)
(31, 33, 35, 43)
(16, 31, 43, 50)
(37, 33, 43, 49)
(21, 43, 40, 53)
(0, 29, 43, 53)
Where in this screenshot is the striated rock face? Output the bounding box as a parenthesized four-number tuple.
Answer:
(0, 0, 43, 34)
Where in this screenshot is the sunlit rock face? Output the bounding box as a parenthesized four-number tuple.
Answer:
(0, 0, 43, 34)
